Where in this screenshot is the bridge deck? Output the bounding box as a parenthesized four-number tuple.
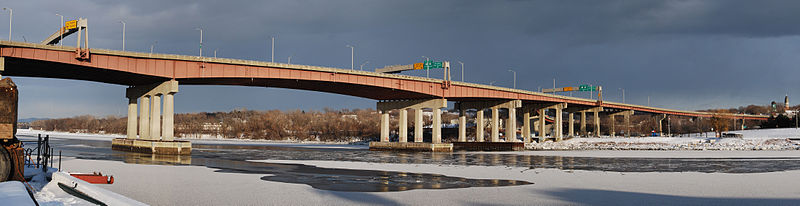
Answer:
(0, 41, 767, 120)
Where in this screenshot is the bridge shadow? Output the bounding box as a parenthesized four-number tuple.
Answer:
(313, 190, 401, 205)
(540, 188, 800, 206)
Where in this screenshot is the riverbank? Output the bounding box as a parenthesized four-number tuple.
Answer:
(18, 128, 800, 151)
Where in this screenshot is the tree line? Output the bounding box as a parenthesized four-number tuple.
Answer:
(31, 108, 381, 141)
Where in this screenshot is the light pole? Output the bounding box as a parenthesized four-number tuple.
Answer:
(195, 28, 202, 57)
(288, 56, 292, 64)
(359, 61, 369, 71)
(346, 45, 354, 70)
(270, 36, 274, 62)
(2, 8, 11, 41)
(619, 88, 625, 103)
(508, 69, 516, 89)
(56, 13, 63, 47)
(422, 56, 430, 78)
(457, 61, 464, 81)
(150, 41, 157, 56)
(214, 49, 217, 58)
(119, 20, 126, 51)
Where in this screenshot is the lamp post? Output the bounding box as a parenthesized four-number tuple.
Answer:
(457, 61, 464, 82)
(2, 8, 10, 41)
(214, 49, 217, 58)
(150, 41, 156, 56)
(359, 61, 369, 71)
(288, 56, 292, 64)
(195, 28, 202, 57)
(619, 88, 625, 103)
(270, 36, 274, 62)
(508, 69, 516, 89)
(346, 45, 354, 70)
(56, 13, 63, 47)
(119, 20, 126, 51)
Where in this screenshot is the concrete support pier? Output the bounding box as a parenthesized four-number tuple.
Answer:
(523, 102, 566, 143)
(371, 99, 451, 152)
(609, 110, 634, 137)
(450, 100, 521, 151)
(566, 107, 602, 138)
(112, 80, 191, 155)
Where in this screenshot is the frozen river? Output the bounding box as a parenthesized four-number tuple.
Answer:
(16, 131, 800, 205)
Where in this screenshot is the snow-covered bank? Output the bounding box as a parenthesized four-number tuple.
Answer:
(55, 158, 800, 205)
(529, 128, 800, 150)
(16, 129, 368, 149)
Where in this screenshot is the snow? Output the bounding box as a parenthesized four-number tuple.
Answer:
(17, 129, 122, 142)
(50, 157, 800, 205)
(0, 181, 37, 206)
(16, 129, 368, 149)
(530, 128, 800, 150)
(729, 128, 800, 139)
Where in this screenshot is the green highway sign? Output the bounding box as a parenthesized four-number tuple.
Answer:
(423, 60, 444, 70)
(578, 84, 597, 91)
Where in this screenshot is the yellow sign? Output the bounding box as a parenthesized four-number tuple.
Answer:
(64, 20, 78, 30)
(563, 87, 574, 91)
(413, 63, 424, 70)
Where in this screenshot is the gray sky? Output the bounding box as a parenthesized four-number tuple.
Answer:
(3, 0, 799, 118)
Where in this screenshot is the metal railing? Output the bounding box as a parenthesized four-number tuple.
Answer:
(20, 134, 61, 172)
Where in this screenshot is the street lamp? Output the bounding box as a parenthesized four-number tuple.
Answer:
(288, 56, 292, 64)
(359, 61, 369, 71)
(214, 48, 217, 58)
(119, 20, 126, 51)
(457, 61, 464, 82)
(2, 8, 11, 41)
(346, 45, 354, 70)
(270, 36, 274, 62)
(195, 28, 202, 57)
(150, 41, 157, 56)
(55, 13, 63, 47)
(618, 88, 625, 103)
(508, 69, 516, 89)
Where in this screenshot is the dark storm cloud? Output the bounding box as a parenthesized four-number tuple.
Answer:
(3, 0, 800, 118)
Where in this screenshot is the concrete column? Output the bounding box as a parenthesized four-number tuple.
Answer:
(506, 107, 516, 142)
(139, 96, 150, 139)
(491, 107, 499, 142)
(414, 109, 423, 142)
(127, 98, 137, 139)
(568, 113, 575, 137)
(432, 108, 442, 143)
(380, 110, 390, 142)
(538, 108, 547, 142)
(163, 93, 175, 141)
(150, 94, 162, 140)
(458, 109, 466, 142)
(580, 112, 587, 137)
(555, 106, 563, 141)
(658, 115, 664, 137)
(476, 109, 485, 142)
(610, 115, 616, 137)
(594, 111, 600, 137)
(399, 109, 408, 142)
(624, 113, 631, 138)
(523, 111, 531, 143)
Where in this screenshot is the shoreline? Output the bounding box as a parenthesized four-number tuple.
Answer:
(17, 128, 800, 151)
